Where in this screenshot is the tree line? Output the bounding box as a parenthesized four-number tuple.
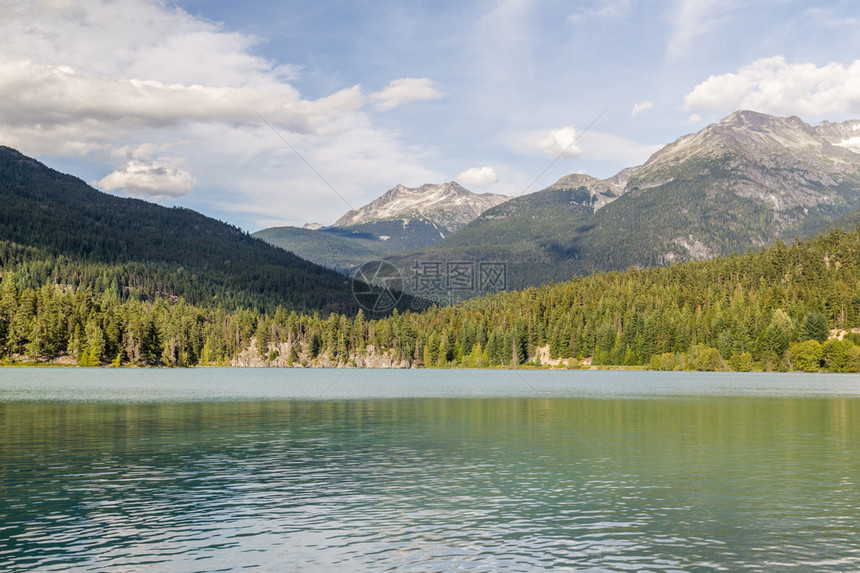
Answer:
(4, 227, 860, 372)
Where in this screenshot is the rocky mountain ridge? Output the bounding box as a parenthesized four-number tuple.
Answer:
(815, 119, 860, 152)
(624, 111, 860, 246)
(539, 166, 639, 211)
(333, 181, 509, 234)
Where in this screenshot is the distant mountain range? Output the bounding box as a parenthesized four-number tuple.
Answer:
(8, 109, 859, 318)
(256, 110, 860, 291)
(254, 182, 508, 272)
(333, 181, 508, 230)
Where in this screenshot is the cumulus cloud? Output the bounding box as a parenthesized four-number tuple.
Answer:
(457, 166, 498, 187)
(0, 58, 363, 135)
(0, 0, 444, 226)
(370, 78, 443, 111)
(684, 56, 860, 116)
(631, 100, 654, 117)
(98, 158, 196, 199)
(0, 0, 286, 86)
(530, 126, 582, 159)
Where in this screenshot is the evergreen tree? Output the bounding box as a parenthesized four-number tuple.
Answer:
(800, 311, 829, 343)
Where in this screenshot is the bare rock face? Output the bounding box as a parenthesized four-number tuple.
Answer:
(621, 110, 860, 264)
(630, 110, 860, 210)
(231, 340, 411, 369)
(260, 111, 860, 289)
(815, 119, 860, 153)
(333, 182, 509, 234)
(538, 111, 860, 223)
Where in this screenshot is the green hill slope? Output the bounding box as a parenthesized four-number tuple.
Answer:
(252, 226, 389, 273)
(384, 187, 597, 290)
(0, 146, 360, 314)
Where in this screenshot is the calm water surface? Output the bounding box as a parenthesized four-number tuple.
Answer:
(1, 369, 859, 571)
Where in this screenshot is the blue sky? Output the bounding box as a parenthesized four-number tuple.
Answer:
(2, 0, 860, 230)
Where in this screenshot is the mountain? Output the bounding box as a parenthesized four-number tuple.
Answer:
(600, 110, 860, 265)
(254, 181, 509, 272)
(334, 181, 508, 232)
(438, 165, 639, 251)
(390, 185, 594, 290)
(386, 111, 860, 291)
(0, 146, 363, 314)
(538, 167, 638, 210)
(378, 169, 639, 290)
(814, 119, 860, 153)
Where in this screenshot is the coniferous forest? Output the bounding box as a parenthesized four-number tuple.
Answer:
(0, 146, 362, 315)
(4, 225, 860, 372)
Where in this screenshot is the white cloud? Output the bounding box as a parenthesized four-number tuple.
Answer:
(473, 0, 535, 94)
(687, 113, 702, 123)
(180, 118, 445, 227)
(803, 7, 860, 29)
(666, 0, 733, 61)
(457, 166, 498, 187)
(370, 78, 443, 111)
(0, 57, 363, 138)
(98, 158, 196, 199)
(569, 0, 634, 23)
(530, 126, 582, 159)
(631, 100, 654, 117)
(575, 130, 662, 167)
(0, 0, 287, 86)
(684, 56, 860, 117)
(0, 0, 445, 227)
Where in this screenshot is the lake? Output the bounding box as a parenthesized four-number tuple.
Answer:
(1, 369, 859, 571)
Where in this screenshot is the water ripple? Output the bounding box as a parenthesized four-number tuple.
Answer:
(2, 397, 860, 571)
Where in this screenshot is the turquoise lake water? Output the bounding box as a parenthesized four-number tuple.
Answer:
(1, 369, 859, 571)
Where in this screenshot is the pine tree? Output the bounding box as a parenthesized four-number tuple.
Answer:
(800, 311, 829, 343)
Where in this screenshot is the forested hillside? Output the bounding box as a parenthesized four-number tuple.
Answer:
(387, 186, 597, 288)
(0, 146, 360, 314)
(4, 226, 860, 372)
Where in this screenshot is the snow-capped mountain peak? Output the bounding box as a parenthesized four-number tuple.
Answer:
(333, 181, 509, 233)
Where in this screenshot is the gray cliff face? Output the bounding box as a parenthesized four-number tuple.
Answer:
(628, 110, 860, 221)
(814, 119, 860, 152)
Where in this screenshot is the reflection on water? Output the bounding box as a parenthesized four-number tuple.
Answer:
(1, 388, 860, 570)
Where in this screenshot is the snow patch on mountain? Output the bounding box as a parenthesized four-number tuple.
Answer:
(333, 182, 509, 233)
(835, 137, 860, 154)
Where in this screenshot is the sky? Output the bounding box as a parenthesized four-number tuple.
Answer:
(3, 0, 860, 231)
